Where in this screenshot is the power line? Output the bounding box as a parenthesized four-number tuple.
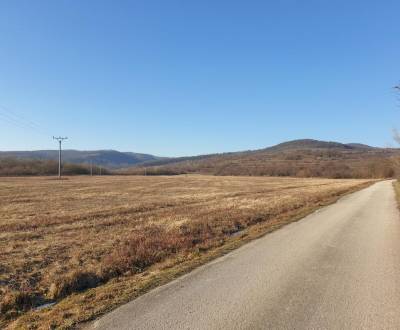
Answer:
(0, 113, 37, 132)
(0, 104, 48, 132)
(0, 104, 52, 137)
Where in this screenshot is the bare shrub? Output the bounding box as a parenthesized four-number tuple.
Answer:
(0, 289, 35, 314)
(48, 271, 101, 300)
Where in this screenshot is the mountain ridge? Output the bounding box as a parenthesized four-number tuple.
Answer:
(0, 139, 394, 172)
(0, 150, 164, 168)
(261, 139, 382, 152)
(121, 139, 398, 178)
(132, 139, 385, 168)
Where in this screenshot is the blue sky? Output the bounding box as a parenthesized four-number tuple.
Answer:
(0, 0, 399, 156)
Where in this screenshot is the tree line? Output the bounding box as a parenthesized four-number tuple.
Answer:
(0, 158, 109, 176)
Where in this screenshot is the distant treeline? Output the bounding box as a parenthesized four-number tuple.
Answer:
(0, 158, 109, 176)
(119, 155, 398, 179)
(119, 164, 395, 179)
(1, 153, 398, 179)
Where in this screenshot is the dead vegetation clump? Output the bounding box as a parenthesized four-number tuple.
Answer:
(0, 289, 35, 315)
(47, 271, 101, 301)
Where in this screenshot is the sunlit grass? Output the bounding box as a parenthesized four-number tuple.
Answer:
(0, 175, 373, 328)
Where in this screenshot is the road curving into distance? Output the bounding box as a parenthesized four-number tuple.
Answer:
(90, 180, 400, 330)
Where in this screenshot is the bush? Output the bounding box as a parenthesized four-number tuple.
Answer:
(48, 271, 101, 300)
(0, 289, 35, 313)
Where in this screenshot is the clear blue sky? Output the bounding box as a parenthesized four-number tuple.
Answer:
(0, 0, 399, 156)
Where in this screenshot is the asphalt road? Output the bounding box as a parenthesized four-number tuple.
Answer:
(91, 180, 400, 330)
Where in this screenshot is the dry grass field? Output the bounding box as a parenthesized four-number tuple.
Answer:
(0, 175, 374, 329)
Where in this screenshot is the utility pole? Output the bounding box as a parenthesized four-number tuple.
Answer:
(99, 166, 102, 176)
(90, 160, 93, 176)
(53, 136, 68, 179)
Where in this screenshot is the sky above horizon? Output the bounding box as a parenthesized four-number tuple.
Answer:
(0, 0, 399, 157)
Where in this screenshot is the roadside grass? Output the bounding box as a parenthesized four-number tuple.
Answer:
(0, 175, 375, 329)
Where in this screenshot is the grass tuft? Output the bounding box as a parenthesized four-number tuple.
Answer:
(48, 271, 101, 301)
(0, 289, 35, 315)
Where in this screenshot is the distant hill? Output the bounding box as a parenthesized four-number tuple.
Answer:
(0, 150, 164, 168)
(265, 139, 355, 151)
(2, 139, 398, 178)
(264, 139, 377, 151)
(122, 139, 399, 179)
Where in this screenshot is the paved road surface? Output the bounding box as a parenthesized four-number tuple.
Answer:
(91, 180, 400, 330)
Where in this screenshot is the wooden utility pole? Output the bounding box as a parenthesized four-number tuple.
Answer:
(53, 136, 68, 179)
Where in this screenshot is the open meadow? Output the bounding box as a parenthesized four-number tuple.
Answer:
(0, 175, 374, 328)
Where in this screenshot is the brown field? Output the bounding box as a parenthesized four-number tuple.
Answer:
(0, 175, 374, 329)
